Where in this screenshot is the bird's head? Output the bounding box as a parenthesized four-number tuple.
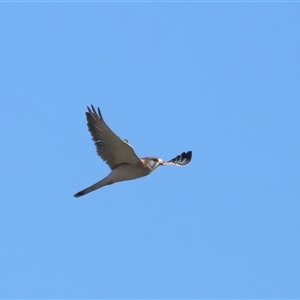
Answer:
(144, 157, 163, 171)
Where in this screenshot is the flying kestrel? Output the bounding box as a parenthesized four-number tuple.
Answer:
(74, 105, 192, 197)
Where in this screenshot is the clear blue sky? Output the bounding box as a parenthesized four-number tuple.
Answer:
(1, 3, 299, 298)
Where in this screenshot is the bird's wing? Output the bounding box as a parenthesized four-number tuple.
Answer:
(162, 151, 192, 166)
(86, 105, 142, 170)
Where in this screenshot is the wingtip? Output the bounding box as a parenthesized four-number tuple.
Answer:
(86, 105, 103, 119)
(182, 151, 192, 165)
(167, 150, 192, 166)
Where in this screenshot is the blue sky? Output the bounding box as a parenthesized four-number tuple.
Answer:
(1, 2, 300, 299)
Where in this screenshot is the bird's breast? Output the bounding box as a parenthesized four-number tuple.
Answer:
(111, 163, 150, 182)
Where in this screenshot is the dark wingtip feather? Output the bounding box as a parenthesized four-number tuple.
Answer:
(186, 151, 192, 161)
(91, 105, 97, 114)
(169, 151, 192, 166)
(181, 150, 192, 165)
(86, 105, 103, 119)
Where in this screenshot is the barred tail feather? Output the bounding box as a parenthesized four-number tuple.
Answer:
(74, 177, 112, 198)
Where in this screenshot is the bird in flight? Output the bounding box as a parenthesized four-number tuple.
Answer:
(74, 105, 192, 197)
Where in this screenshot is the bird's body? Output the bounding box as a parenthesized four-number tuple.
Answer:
(74, 105, 192, 197)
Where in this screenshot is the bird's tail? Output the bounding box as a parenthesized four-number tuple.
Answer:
(74, 177, 112, 198)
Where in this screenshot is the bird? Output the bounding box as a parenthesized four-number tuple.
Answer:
(74, 105, 192, 197)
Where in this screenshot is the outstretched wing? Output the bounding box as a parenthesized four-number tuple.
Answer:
(85, 105, 142, 170)
(162, 151, 192, 166)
